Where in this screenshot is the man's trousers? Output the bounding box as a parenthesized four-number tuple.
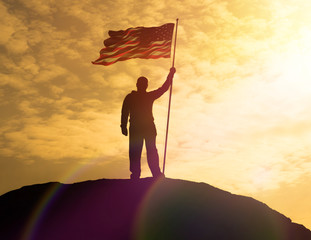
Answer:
(129, 122, 162, 178)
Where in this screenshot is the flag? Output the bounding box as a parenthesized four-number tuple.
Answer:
(92, 23, 175, 66)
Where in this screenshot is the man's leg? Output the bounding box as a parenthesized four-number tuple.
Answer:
(129, 125, 143, 179)
(145, 125, 162, 178)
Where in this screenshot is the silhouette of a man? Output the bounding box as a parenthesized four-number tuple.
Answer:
(121, 67, 176, 180)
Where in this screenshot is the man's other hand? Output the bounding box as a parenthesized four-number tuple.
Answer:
(121, 127, 128, 136)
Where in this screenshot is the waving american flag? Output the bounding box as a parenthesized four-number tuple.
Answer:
(92, 23, 175, 66)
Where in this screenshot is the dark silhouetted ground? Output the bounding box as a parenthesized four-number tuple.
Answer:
(0, 178, 311, 240)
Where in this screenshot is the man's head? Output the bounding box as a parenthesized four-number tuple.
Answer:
(136, 76, 148, 92)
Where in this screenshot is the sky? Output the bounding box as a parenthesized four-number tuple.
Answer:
(1, 0, 311, 229)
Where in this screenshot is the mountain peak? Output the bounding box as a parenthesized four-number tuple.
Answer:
(1, 178, 311, 240)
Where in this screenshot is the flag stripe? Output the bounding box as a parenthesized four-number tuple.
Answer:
(96, 51, 171, 66)
(114, 46, 171, 59)
(93, 46, 172, 65)
(94, 46, 171, 63)
(97, 41, 172, 61)
(100, 41, 172, 58)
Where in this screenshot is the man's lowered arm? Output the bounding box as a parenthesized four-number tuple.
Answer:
(120, 95, 130, 136)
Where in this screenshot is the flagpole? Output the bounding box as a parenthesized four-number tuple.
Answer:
(163, 18, 178, 174)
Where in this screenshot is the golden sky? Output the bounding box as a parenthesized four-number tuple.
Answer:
(1, 0, 311, 229)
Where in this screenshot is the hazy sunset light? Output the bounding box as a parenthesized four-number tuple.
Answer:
(1, 0, 311, 229)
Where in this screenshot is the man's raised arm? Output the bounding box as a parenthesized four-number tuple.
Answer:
(151, 67, 176, 100)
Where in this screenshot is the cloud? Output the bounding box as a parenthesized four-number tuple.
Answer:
(0, 2, 25, 45)
(21, 0, 56, 16)
(34, 65, 67, 83)
(3, 109, 124, 161)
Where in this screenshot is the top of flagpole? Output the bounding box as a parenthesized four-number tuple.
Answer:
(172, 18, 179, 68)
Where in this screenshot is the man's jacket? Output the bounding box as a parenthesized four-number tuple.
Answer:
(121, 73, 174, 128)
